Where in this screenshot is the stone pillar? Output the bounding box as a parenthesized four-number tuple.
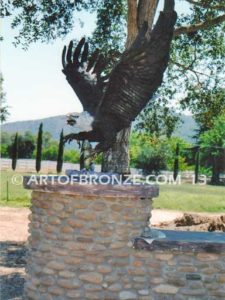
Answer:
(23, 178, 158, 300)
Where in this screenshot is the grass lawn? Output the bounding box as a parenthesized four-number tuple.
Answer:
(0, 170, 225, 212)
(154, 183, 225, 213)
(0, 171, 32, 207)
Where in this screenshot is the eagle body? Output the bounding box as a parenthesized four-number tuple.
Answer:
(62, 0, 177, 154)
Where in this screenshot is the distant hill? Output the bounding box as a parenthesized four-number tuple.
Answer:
(1, 113, 197, 144)
(1, 114, 80, 149)
(173, 114, 198, 143)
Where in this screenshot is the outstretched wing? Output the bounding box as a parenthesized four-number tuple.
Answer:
(94, 4, 177, 132)
(63, 0, 177, 156)
(62, 38, 107, 116)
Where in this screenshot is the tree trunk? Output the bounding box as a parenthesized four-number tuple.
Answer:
(80, 140, 92, 170)
(101, 127, 131, 174)
(102, 0, 159, 174)
(194, 148, 200, 184)
(211, 156, 221, 185)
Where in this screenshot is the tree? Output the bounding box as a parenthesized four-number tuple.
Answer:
(9, 132, 35, 159)
(1, 131, 35, 158)
(36, 123, 43, 173)
(1, 132, 11, 147)
(130, 133, 192, 172)
(173, 143, 179, 180)
(42, 132, 54, 149)
(180, 86, 225, 134)
(194, 147, 200, 183)
(136, 103, 180, 138)
(38, 132, 58, 160)
(56, 130, 64, 173)
(130, 133, 172, 175)
(19, 131, 35, 158)
(2, 0, 225, 172)
(0, 73, 9, 123)
(11, 133, 18, 171)
(200, 113, 225, 184)
(42, 144, 58, 161)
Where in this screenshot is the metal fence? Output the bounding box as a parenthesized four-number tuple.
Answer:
(0, 158, 81, 173)
(1, 158, 192, 178)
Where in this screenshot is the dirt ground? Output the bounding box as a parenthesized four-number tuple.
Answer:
(0, 208, 30, 242)
(0, 207, 224, 299)
(0, 208, 28, 299)
(0, 207, 185, 242)
(153, 209, 225, 232)
(0, 208, 186, 241)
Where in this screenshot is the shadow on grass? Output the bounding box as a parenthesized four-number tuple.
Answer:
(0, 242, 27, 300)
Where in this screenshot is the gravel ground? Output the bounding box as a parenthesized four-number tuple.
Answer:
(0, 242, 26, 300)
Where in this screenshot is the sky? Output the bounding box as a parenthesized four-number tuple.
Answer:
(1, 1, 190, 123)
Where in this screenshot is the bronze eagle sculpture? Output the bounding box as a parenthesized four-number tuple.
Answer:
(62, 0, 177, 156)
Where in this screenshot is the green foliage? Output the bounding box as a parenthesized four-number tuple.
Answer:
(42, 144, 58, 161)
(42, 132, 54, 149)
(1, 132, 12, 157)
(159, 3, 225, 132)
(0, 73, 9, 123)
(34, 131, 59, 160)
(200, 113, 225, 150)
(1, 131, 53, 159)
(89, 0, 126, 70)
(0, 143, 8, 157)
(136, 103, 180, 138)
(160, 137, 192, 171)
(199, 166, 212, 177)
(57, 130, 64, 173)
(8, 131, 35, 159)
(64, 149, 80, 163)
(198, 114, 225, 184)
(94, 153, 103, 165)
(1, 0, 126, 49)
(36, 123, 43, 172)
(130, 132, 192, 174)
(180, 86, 225, 134)
(11, 133, 18, 170)
(1, 129, 82, 165)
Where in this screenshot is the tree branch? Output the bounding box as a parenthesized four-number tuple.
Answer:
(185, 0, 225, 11)
(170, 58, 212, 85)
(174, 13, 225, 36)
(137, 0, 159, 33)
(126, 0, 138, 48)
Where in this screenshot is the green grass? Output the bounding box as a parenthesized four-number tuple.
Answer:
(154, 184, 225, 212)
(0, 171, 32, 207)
(0, 170, 225, 212)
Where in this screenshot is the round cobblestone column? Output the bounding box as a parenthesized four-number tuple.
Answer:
(23, 179, 158, 300)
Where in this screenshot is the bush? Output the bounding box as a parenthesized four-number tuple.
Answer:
(130, 133, 192, 174)
(42, 144, 58, 161)
(0, 143, 8, 157)
(64, 149, 80, 163)
(165, 137, 192, 171)
(6, 131, 35, 159)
